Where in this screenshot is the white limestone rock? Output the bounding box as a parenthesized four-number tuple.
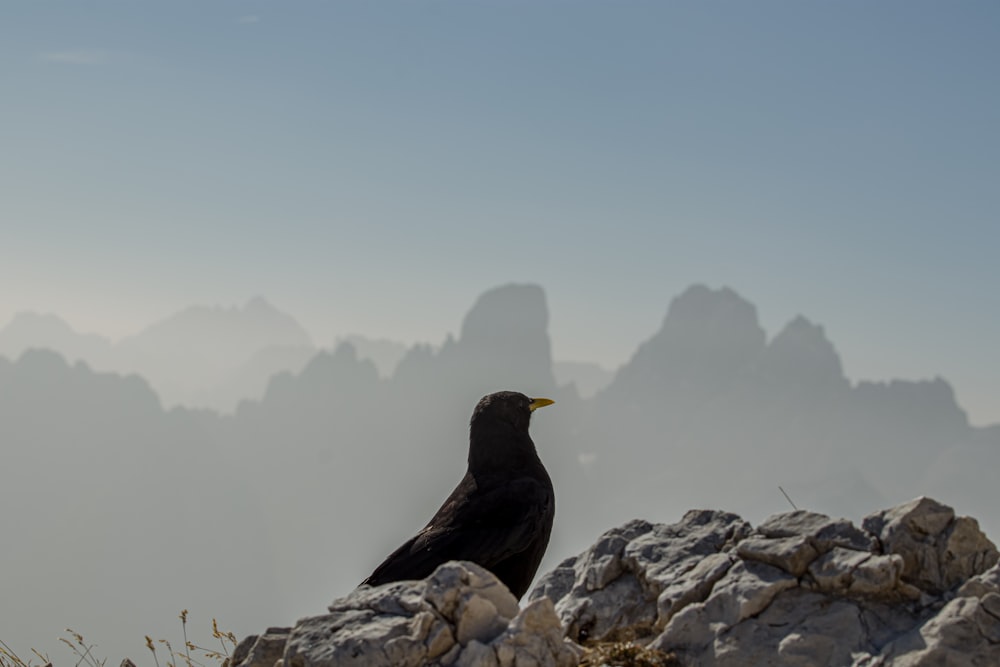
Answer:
(534, 496, 999, 666)
(234, 561, 575, 667)
(230, 497, 999, 667)
(528, 510, 751, 643)
(862, 496, 999, 594)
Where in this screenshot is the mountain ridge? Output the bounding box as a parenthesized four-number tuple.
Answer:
(1, 285, 990, 425)
(3, 282, 999, 660)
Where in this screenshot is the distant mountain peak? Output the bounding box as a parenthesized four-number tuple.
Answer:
(631, 284, 765, 363)
(8, 310, 71, 328)
(337, 334, 409, 378)
(244, 295, 278, 313)
(0, 311, 113, 364)
(604, 284, 763, 409)
(170, 296, 289, 321)
(389, 283, 558, 396)
(121, 298, 313, 349)
(4, 311, 100, 338)
(770, 315, 832, 350)
(759, 315, 847, 389)
(451, 283, 556, 393)
(785, 313, 815, 330)
(332, 340, 358, 363)
(10, 347, 162, 411)
(662, 284, 763, 331)
(460, 283, 549, 344)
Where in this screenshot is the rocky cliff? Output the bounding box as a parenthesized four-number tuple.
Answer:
(230, 496, 999, 666)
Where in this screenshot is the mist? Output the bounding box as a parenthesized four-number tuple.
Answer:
(2, 283, 997, 660)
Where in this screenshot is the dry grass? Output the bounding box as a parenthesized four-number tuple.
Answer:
(0, 612, 236, 667)
(578, 640, 683, 667)
(4, 613, 685, 667)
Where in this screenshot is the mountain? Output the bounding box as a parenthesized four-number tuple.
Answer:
(571, 284, 992, 544)
(213, 343, 317, 412)
(450, 283, 556, 395)
(0, 297, 317, 412)
(113, 296, 315, 407)
(601, 284, 767, 416)
(0, 350, 279, 661)
(3, 283, 998, 661)
(0, 311, 113, 364)
(394, 283, 559, 401)
(336, 334, 410, 378)
(756, 315, 849, 392)
(117, 296, 312, 361)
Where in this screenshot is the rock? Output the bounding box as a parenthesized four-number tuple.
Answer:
(849, 553, 908, 598)
(958, 561, 1000, 598)
(877, 594, 1000, 665)
(804, 548, 910, 599)
(736, 535, 818, 576)
(231, 628, 292, 667)
(535, 496, 1000, 666)
(230, 497, 998, 667)
(863, 496, 999, 594)
(231, 634, 259, 667)
(757, 509, 876, 553)
(709, 591, 867, 667)
(528, 510, 751, 643)
(234, 561, 576, 667)
(653, 560, 798, 654)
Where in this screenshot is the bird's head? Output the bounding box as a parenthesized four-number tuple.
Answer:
(471, 391, 554, 433)
(468, 391, 554, 471)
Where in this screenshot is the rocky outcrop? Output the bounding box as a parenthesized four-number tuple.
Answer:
(230, 497, 997, 667)
(533, 496, 999, 666)
(231, 562, 578, 667)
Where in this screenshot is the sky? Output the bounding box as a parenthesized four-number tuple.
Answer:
(2, 2, 998, 424)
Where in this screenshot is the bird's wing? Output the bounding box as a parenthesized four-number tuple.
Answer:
(361, 476, 552, 587)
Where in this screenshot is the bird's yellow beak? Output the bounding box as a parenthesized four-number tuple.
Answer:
(529, 397, 554, 412)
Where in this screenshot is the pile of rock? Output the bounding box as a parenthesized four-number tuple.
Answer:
(535, 496, 999, 665)
(231, 497, 999, 666)
(231, 561, 578, 667)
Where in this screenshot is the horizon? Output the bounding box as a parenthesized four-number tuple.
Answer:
(1, 282, 998, 428)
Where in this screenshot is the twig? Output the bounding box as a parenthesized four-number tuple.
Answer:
(179, 611, 192, 667)
(779, 486, 798, 511)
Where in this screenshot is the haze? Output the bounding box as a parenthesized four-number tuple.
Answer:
(2, 1, 998, 662)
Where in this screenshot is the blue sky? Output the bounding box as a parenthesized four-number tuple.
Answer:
(2, 2, 998, 424)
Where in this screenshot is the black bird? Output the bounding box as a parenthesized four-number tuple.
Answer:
(361, 391, 555, 600)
